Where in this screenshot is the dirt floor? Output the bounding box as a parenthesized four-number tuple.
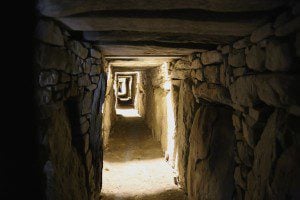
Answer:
(101, 109, 186, 200)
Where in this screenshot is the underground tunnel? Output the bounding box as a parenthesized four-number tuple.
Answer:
(33, 0, 300, 199)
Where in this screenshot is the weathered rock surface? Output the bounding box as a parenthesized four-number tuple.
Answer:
(174, 59, 191, 69)
(78, 75, 91, 87)
(201, 50, 222, 65)
(246, 45, 266, 71)
(90, 65, 101, 76)
(67, 40, 88, 59)
(228, 49, 245, 67)
(176, 79, 198, 190)
(90, 49, 101, 58)
(191, 58, 202, 69)
(192, 83, 232, 105)
(35, 20, 64, 46)
(170, 69, 191, 80)
(229, 74, 300, 107)
(237, 141, 253, 167)
(81, 92, 93, 115)
(245, 110, 289, 200)
(204, 65, 219, 83)
(265, 40, 292, 71)
(250, 23, 274, 43)
(191, 69, 203, 81)
(187, 105, 234, 200)
(39, 71, 59, 87)
(233, 38, 251, 49)
(35, 43, 69, 70)
(44, 106, 89, 200)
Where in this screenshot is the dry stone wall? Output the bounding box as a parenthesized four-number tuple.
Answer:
(34, 19, 107, 200)
(167, 4, 300, 199)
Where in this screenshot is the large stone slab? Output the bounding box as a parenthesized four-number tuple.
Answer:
(245, 45, 266, 71)
(176, 79, 198, 190)
(187, 105, 234, 200)
(67, 40, 88, 59)
(35, 43, 69, 70)
(250, 23, 274, 43)
(228, 49, 245, 67)
(39, 71, 59, 87)
(229, 74, 300, 107)
(245, 110, 288, 200)
(200, 50, 222, 65)
(35, 20, 64, 46)
(203, 65, 219, 83)
(265, 39, 292, 71)
(192, 83, 232, 105)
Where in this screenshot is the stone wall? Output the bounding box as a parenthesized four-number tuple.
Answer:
(167, 3, 300, 199)
(34, 19, 107, 200)
(145, 63, 178, 164)
(135, 71, 147, 118)
(102, 66, 117, 147)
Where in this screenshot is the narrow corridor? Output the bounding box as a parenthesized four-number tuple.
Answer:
(101, 108, 186, 200)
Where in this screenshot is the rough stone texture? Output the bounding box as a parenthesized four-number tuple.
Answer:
(90, 65, 101, 76)
(83, 62, 91, 74)
(67, 40, 88, 59)
(91, 76, 100, 83)
(204, 65, 219, 83)
(190, 58, 202, 69)
(245, 45, 266, 71)
(35, 20, 64, 46)
(234, 166, 246, 189)
(90, 49, 101, 58)
(219, 63, 226, 85)
(250, 23, 274, 43)
(81, 120, 89, 133)
(174, 59, 192, 69)
(237, 141, 253, 167)
(233, 67, 246, 77)
(39, 71, 59, 87)
(265, 39, 292, 71)
(87, 84, 97, 91)
(232, 113, 242, 131)
(187, 106, 234, 200)
(78, 75, 91, 87)
(176, 79, 198, 190)
(221, 45, 232, 54)
(200, 50, 222, 65)
(233, 38, 251, 49)
(37, 89, 52, 105)
(229, 74, 300, 107)
(170, 69, 191, 80)
(81, 91, 93, 115)
(269, 146, 300, 199)
(60, 73, 71, 83)
(191, 69, 203, 81)
(275, 17, 300, 36)
(244, 110, 297, 200)
(192, 83, 232, 105)
(35, 43, 69, 71)
(42, 105, 89, 200)
(228, 49, 245, 67)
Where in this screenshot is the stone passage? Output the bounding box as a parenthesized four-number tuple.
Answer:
(33, 1, 300, 199)
(101, 109, 186, 200)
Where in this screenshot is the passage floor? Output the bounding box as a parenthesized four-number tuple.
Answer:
(101, 109, 186, 200)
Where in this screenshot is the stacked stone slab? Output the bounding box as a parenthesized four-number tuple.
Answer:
(34, 20, 106, 200)
(163, 3, 300, 199)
